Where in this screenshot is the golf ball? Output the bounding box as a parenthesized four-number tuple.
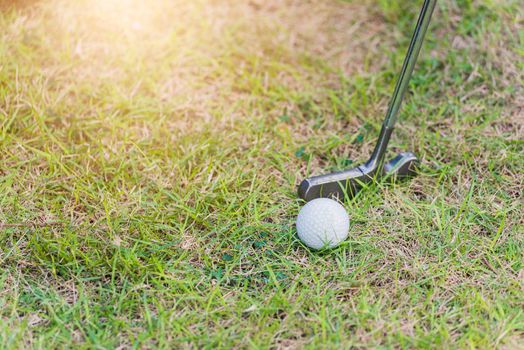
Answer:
(296, 198, 350, 250)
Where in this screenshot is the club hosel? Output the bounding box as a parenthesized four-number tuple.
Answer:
(364, 124, 394, 171)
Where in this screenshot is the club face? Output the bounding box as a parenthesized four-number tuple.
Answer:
(298, 166, 369, 202)
(298, 152, 419, 202)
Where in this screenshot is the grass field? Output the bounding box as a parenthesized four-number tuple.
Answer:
(1, 0, 523, 348)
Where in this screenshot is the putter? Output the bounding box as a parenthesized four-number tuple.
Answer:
(298, 0, 437, 202)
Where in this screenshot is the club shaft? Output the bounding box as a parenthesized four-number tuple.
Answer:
(383, 0, 437, 128)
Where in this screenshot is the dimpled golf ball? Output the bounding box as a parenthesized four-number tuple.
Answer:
(296, 198, 350, 250)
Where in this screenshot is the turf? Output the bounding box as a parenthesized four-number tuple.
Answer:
(0, 0, 523, 348)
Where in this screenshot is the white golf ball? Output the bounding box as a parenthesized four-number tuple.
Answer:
(296, 198, 350, 250)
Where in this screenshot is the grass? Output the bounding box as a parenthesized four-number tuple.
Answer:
(0, 0, 523, 348)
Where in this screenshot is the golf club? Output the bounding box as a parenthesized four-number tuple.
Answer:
(298, 0, 437, 202)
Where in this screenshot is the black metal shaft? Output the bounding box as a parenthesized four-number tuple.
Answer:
(370, 0, 437, 163)
(384, 0, 437, 128)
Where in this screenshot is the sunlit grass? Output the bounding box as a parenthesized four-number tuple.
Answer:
(0, 0, 523, 348)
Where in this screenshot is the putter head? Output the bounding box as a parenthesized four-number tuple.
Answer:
(298, 152, 418, 202)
